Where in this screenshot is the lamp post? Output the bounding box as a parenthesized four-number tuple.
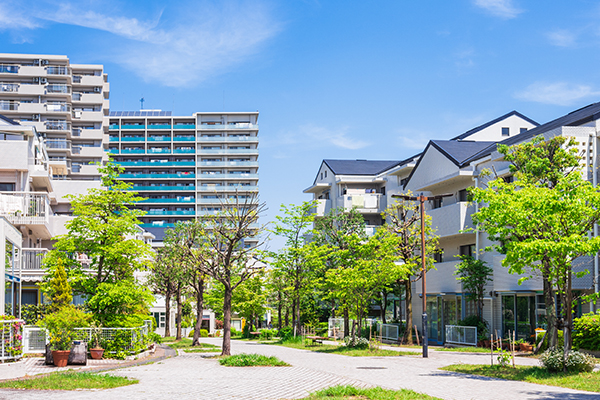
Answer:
(392, 192, 452, 358)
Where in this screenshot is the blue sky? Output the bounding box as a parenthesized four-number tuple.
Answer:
(3, 0, 600, 248)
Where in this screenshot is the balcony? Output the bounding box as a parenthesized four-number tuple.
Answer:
(0, 101, 18, 111)
(173, 124, 195, 129)
(20, 248, 48, 271)
(0, 192, 52, 239)
(109, 124, 119, 130)
(120, 173, 195, 179)
(146, 210, 195, 216)
(46, 84, 70, 94)
(174, 148, 195, 154)
(199, 148, 258, 155)
(196, 198, 257, 204)
(338, 193, 383, 213)
(200, 173, 259, 180)
(427, 201, 475, 239)
(0, 82, 19, 92)
(131, 185, 195, 191)
(46, 66, 69, 75)
(173, 136, 195, 141)
(139, 198, 195, 204)
(147, 124, 171, 129)
(197, 136, 258, 143)
(46, 102, 70, 113)
(0, 64, 19, 73)
(120, 149, 145, 154)
(139, 223, 176, 228)
(148, 148, 171, 154)
(115, 161, 195, 167)
(198, 123, 258, 130)
(147, 136, 171, 142)
(197, 161, 259, 167)
(197, 185, 258, 192)
(44, 121, 70, 131)
(45, 140, 70, 150)
(120, 137, 145, 142)
(311, 199, 331, 217)
(121, 124, 145, 130)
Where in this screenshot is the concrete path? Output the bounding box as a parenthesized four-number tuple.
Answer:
(0, 339, 598, 400)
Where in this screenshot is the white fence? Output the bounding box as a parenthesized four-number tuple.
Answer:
(22, 320, 153, 354)
(1, 319, 24, 362)
(379, 324, 400, 341)
(445, 325, 477, 346)
(327, 318, 382, 339)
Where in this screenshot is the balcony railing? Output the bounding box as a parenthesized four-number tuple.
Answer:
(173, 124, 195, 129)
(173, 136, 195, 141)
(115, 161, 196, 167)
(119, 137, 145, 142)
(120, 173, 195, 179)
(46, 103, 70, 112)
(0, 65, 19, 73)
(139, 198, 195, 203)
(146, 210, 195, 216)
(45, 140, 70, 149)
(197, 161, 258, 167)
(339, 193, 382, 211)
(46, 84, 70, 94)
(46, 66, 69, 75)
(0, 101, 18, 111)
(197, 185, 258, 192)
(174, 148, 195, 153)
(0, 83, 19, 92)
(131, 186, 196, 191)
(20, 248, 48, 270)
(0, 192, 51, 226)
(148, 148, 171, 153)
(121, 124, 145, 129)
(45, 121, 69, 131)
(199, 149, 258, 155)
(147, 137, 171, 142)
(147, 124, 171, 129)
(198, 123, 258, 130)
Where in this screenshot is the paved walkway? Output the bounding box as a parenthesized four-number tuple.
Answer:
(0, 339, 598, 400)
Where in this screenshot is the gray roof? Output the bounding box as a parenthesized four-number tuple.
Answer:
(430, 140, 496, 167)
(323, 159, 403, 176)
(451, 110, 538, 141)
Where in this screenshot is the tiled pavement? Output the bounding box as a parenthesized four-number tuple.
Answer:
(23, 356, 125, 375)
(0, 339, 598, 400)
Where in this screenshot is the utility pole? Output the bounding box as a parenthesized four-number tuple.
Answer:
(392, 192, 452, 358)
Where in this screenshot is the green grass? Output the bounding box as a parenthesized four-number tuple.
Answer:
(164, 338, 218, 349)
(440, 364, 600, 392)
(218, 353, 290, 367)
(436, 347, 491, 353)
(184, 346, 221, 353)
(0, 371, 137, 390)
(301, 385, 442, 399)
(274, 340, 418, 357)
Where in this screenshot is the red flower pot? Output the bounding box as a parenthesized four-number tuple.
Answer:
(52, 350, 71, 367)
(90, 348, 104, 360)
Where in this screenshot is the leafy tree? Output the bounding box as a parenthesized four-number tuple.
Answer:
(148, 247, 181, 337)
(46, 258, 72, 312)
(454, 255, 493, 320)
(183, 195, 267, 356)
(383, 198, 438, 344)
(86, 280, 154, 327)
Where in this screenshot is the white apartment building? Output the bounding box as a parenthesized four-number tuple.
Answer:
(0, 53, 109, 183)
(305, 107, 600, 344)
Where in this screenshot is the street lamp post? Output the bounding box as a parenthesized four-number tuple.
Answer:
(392, 192, 452, 358)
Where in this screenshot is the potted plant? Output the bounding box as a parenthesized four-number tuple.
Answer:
(39, 306, 90, 367)
(89, 323, 104, 360)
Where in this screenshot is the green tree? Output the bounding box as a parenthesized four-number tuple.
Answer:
(454, 255, 493, 320)
(383, 197, 438, 344)
(86, 280, 154, 327)
(148, 246, 183, 337)
(47, 258, 72, 312)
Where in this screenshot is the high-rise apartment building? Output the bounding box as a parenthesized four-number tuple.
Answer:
(0, 53, 109, 181)
(107, 111, 259, 242)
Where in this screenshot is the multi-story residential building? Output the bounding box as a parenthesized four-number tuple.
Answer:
(0, 53, 109, 182)
(107, 111, 259, 244)
(306, 108, 600, 343)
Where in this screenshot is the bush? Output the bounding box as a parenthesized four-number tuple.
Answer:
(259, 329, 276, 340)
(200, 329, 209, 337)
(536, 329, 564, 353)
(344, 336, 369, 349)
(573, 311, 600, 351)
(458, 315, 489, 341)
(539, 348, 596, 372)
(148, 332, 162, 344)
(230, 328, 240, 337)
(39, 306, 91, 351)
(279, 326, 293, 341)
(218, 353, 289, 367)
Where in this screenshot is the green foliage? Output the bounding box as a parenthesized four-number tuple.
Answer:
(457, 315, 489, 341)
(279, 326, 293, 341)
(343, 336, 369, 349)
(0, 316, 24, 359)
(454, 256, 492, 320)
(20, 303, 50, 325)
(218, 353, 289, 367)
(304, 385, 442, 400)
(200, 329, 208, 337)
(47, 258, 72, 312)
(572, 312, 600, 351)
(259, 329, 276, 340)
(0, 371, 138, 390)
(86, 280, 153, 323)
(536, 330, 564, 353)
(39, 306, 91, 351)
(539, 348, 595, 372)
(100, 325, 152, 359)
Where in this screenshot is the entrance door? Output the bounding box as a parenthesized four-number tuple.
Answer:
(426, 297, 442, 343)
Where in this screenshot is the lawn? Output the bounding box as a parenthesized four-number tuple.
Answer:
(0, 371, 137, 390)
(440, 364, 600, 393)
(219, 353, 290, 367)
(436, 347, 492, 353)
(301, 385, 442, 399)
(275, 340, 419, 357)
(164, 338, 217, 349)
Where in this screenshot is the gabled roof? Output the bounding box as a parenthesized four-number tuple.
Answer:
(0, 114, 19, 126)
(430, 140, 496, 167)
(450, 110, 539, 141)
(462, 101, 600, 165)
(323, 159, 403, 176)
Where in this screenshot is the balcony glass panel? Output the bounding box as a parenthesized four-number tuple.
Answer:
(173, 124, 195, 129)
(47, 66, 69, 75)
(131, 185, 196, 191)
(120, 149, 145, 154)
(146, 210, 195, 216)
(147, 136, 171, 142)
(121, 124, 145, 129)
(0, 65, 19, 73)
(120, 137, 145, 142)
(139, 198, 195, 203)
(173, 136, 195, 141)
(46, 84, 70, 94)
(0, 83, 19, 92)
(148, 148, 171, 154)
(120, 173, 195, 179)
(109, 124, 119, 130)
(174, 148, 195, 153)
(115, 161, 195, 167)
(147, 124, 172, 129)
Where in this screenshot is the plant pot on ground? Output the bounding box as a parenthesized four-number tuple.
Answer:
(52, 350, 70, 367)
(90, 348, 104, 360)
(89, 323, 104, 360)
(39, 306, 91, 367)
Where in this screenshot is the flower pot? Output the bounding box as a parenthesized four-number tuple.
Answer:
(90, 348, 104, 360)
(52, 350, 71, 367)
(519, 343, 533, 352)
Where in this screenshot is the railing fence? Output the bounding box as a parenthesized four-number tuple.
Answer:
(445, 325, 477, 346)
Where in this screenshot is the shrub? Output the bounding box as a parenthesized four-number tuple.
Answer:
(279, 326, 293, 341)
(0, 316, 24, 359)
(39, 306, 91, 351)
(539, 348, 596, 372)
(536, 329, 564, 353)
(219, 353, 289, 367)
(200, 329, 209, 337)
(458, 315, 489, 341)
(259, 329, 276, 340)
(230, 328, 240, 337)
(573, 311, 600, 351)
(344, 336, 369, 349)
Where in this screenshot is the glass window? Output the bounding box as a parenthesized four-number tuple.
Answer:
(502, 127, 510, 136)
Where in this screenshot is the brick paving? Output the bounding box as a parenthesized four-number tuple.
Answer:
(0, 339, 598, 400)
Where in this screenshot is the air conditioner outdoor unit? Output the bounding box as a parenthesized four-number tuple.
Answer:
(33, 77, 39, 84)
(93, 87, 101, 93)
(33, 114, 40, 121)
(73, 111, 81, 118)
(40, 78, 47, 84)
(33, 59, 40, 66)
(41, 59, 49, 66)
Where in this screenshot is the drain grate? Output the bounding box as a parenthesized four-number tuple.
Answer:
(356, 366, 387, 369)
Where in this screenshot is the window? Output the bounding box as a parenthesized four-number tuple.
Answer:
(325, 170, 327, 178)
(433, 250, 443, 263)
(0, 183, 15, 191)
(381, 186, 386, 195)
(502, 175, 514, 184)
(458, 189, 468, 202)
(502, 127, 510, 136)
(520, 127, 528, 133)
(320, 172, 323, 180)
(400, 177, 409, 187)
(459, 244, 476, 257)
(432, 197, 442, 209)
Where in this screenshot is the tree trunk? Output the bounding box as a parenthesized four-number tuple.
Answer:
(284, 307, 289, 327)
(277, 291, 282, 331)
(404, 280, 413, 345)
(221, 286, 232, 356)
(164, 292, 172, 338)
(343, 308, 350, 337)
(381, 291, 388, 324)
(295, 294, 301, 337)
(563, 270, 573, 371)
(292, 298, 298, 337)
(175, 286, 182, 340)
(542, 263, 558, 349)
(192, 276, 205, 346)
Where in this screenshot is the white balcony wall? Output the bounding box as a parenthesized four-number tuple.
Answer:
(415, 260, 462, 295)
(17, 103, 46, 114)
(75, 146, 104, 158)
(312, 199, 331, 217)
(79, 111, 103, 122)
(428, 202, 474, 238)
(17, 85, 45, 96)
(78, 75, 104, 86)
(338, 193, 382, 213)
(75, 93, 103, 104)
(0, 141, 28, 170)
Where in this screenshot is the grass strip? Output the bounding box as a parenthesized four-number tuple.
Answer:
(219, 353, 290, 367)
(0, 371, 137, 390)
(275, 340, 418, 357)
(164, 338, 219, 350)
(440, 364, 600, 393)
(301, 385, 442, 399)
(435, 347, 491, 353)
(184, 348, 222, 353)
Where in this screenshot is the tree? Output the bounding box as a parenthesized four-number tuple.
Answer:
(44, 162, 153, 299)
(46, 258, 72, 312)
(148, 247, 182, 337)
(86, 280, 154, 327)
(454, 255, 493, 320)
(383, 198, 438, 344)
(313, 207, 367, 336)
(184, 195, 267, 355)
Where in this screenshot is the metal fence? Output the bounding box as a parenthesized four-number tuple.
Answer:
(22, 320, 153, 354)
(378, 323, 400, 341)
(1, 319, 24, 362)
(445, 325, 477, 346)
(327, 317, 378, 339)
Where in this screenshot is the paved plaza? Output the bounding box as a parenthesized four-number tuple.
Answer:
(0, 339, 598, 400)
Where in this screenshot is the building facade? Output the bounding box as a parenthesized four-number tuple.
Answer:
(106, 110, 259, 243)
(0, 53, 109, 182)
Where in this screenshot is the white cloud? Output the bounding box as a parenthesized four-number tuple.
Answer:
(396, 129, 431, 151)
(264, 124, 370, 152)
(473, 0, 522, 19)
(1, 0, 281, 88)
(547, 29, 576, 47)
(0, 3, 40, 30)
(515, 82, 600, 106)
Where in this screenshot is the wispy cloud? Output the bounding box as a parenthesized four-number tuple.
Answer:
(396, 129, 431, 150)
(264, 124, 370, 154)
(547, 29, 577, 47)
(515, 82, 600, 106)
(1, 0, 281, 88)
(473, 0, 522, 19)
